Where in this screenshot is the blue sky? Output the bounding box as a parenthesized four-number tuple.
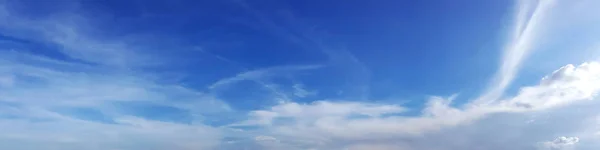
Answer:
(2, 0, 600, 150)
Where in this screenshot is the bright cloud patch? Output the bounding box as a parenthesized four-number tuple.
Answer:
(502, 62, 600, 110)
(539, 136, 580, 150)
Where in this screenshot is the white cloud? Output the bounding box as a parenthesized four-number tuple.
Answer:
(234, 101, 405, 127)
(235, 62, 600, 149)
(539, 136, 579, 150)
(499, 62, 600, 110)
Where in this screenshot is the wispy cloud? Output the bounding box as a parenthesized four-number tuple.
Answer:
(234, 0, 372, 100)
(0, 42, 229, 150)
(1, 51, 233, 113)
(476, 0, 555, 104)
(292, 84, 317, 98)
(0, 1, 157, 67)
(0, 2, 235, 149)
(195, 45, 324, 103)
(208, 65, 323, 103)
(209, 65, 323, 90)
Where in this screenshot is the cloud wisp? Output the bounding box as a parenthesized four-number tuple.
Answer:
(0, 2, 158, 67)
(0, 2, 232, 149)
(476, 0, 555, 104)
(234, 0, 372, 100)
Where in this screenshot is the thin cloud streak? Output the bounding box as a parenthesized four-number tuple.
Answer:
(208, 65, 324, 102)
(234, 0, 372, 100)
(476, 0, 555, 104)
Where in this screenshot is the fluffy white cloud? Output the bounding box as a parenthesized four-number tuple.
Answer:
(499, 62, 600, 110)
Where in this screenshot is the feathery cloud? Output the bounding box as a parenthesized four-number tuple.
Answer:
(477, 0, 555, 104)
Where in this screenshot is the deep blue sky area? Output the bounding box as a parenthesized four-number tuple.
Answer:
(0, 0, 518, 113)
(6, 0, 513, 101)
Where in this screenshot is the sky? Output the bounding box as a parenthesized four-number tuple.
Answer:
(1, 0, 600, 149)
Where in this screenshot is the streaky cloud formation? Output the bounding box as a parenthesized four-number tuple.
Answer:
(476, 0, 555, 104)
(0, 8, 152, 67)
(0, 49, 230, 150)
